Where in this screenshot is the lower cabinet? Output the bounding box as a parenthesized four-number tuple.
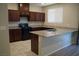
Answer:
(30, 33, 39, 54)
(9, 29, 21, 42)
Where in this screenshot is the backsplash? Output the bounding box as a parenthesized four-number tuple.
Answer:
(9, 21, 44, 27)
(9, 16, 44, 27)
(28, 22, 44, 27)
(20, 17, 28, 23)
(9, 22, 19, 27)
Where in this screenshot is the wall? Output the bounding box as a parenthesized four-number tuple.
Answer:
(29, 4, 43, 12)
(28, 22, 44, 27)
(0, 4, 10, 56)
(7, 3, 18, 10)
(43, 3, 79, 28)
(78, 5, 79, 26)
(7, 3, 43, 12)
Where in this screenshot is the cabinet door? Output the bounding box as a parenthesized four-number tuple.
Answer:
(9, 29, 15, 42)
(8, 10, 13, 21)
(9, 29, 21, 42)
(29, 12, 45, 22)
(31, 33, 39, 54)
(14, 29, 21, 41)
(13, 10, 20, 21)
(40, 13, 45, 22)
(29, 12, 41, 21)
(36, 13, 41, 21)
(8, 10, 20, 21)
(29, 12, 36, 21)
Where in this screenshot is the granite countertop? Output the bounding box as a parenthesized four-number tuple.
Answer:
(9, 26, 21, 29)
(31, 28, 77, 37)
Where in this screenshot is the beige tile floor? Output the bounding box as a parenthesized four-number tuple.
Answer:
(10, 40, 37, 56)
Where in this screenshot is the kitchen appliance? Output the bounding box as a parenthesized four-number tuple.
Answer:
(19, 23, 31, 40)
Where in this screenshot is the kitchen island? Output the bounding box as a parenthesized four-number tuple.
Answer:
(31, 28, 77, 56)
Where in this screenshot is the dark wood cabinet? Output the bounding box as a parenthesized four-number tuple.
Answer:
(40, 13, 45, 21)
(36, 13, 41, 21)
(29, 12, 36, 21)
(36, 13, 45, 21)
(9, 29, 15, 42)
(30, 33, 39, 55)
(8, 10, 20, 21)
(14, 29, 21, 41)
(29, 12, 45, 22)
(18, 3, 29, 16)
(9, 29, 21, 42)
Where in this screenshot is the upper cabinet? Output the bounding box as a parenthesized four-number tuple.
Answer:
(8, 10, 20, 21)
(29, 12, 36, 21)
(18, 3, 29, 17)
(29, 12, 45, 22)
(40, 13, 45, 22)
(8, 3, 45, 22)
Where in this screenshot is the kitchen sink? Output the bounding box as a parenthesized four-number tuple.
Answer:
(46, 28, 56, 32)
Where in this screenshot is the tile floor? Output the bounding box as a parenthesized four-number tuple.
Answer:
(10, 40, 37, 56)
(10, 40, 79, 56)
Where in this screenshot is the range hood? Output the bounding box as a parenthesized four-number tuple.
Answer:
(20, 14, 29, 17)
(20, 12, 29, 17)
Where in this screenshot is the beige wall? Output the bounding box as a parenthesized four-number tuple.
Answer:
(29, 4, 43, 12)
(0, 4, 10, 55)
(43, 3, 79, 28)
(78, 5, 79, 26)
(7, 3, 43, 12)
(7, 3, 18, 10)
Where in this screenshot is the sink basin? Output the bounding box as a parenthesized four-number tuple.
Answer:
(46, 28, 56, 32)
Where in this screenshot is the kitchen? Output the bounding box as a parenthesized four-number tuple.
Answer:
(8, 3, 55, 55)
(8, 3, 46, 42)
(0, 3, 78, 56)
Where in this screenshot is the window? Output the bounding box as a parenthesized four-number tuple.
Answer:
(48, 7, 63, 23)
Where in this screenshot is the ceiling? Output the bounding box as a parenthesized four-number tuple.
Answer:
(30, 3, 56, 7)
